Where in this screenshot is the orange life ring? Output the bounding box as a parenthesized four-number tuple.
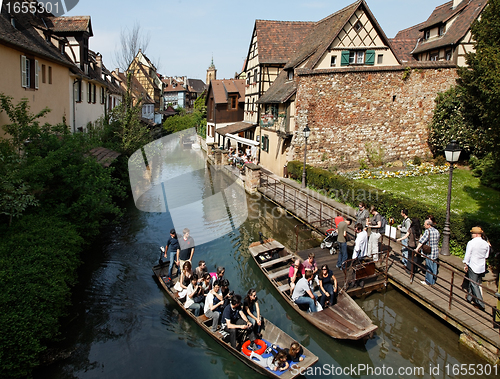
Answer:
(241, 339, 266, 356)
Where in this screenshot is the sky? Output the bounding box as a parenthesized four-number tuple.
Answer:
(65, 0, 444, 81)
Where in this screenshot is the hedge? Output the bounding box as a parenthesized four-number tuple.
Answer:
(287, 161, 499, 257)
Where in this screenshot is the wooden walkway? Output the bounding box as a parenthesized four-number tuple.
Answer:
(258, 172, 500, 364)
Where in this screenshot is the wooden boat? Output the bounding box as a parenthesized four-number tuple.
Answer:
(248, 238, 378, 341)
(152, 262, 318, 378)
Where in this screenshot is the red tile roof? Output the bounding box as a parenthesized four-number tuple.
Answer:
(391, 23, 424, 62)
(49, 16, 93, 36)
(209, 79, 245, 104)
(252, 20, 315, 65)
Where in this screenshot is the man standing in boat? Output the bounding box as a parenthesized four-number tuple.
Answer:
(222, 294, 257, 349)
(178, 228, 195, 270)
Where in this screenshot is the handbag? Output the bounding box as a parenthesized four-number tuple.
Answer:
(422, 244, 431, 255)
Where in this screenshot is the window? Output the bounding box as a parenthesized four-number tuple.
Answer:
(75, 80, 82, 102)
(424, 30, 430, 40)
(21, 56, 39, 89)
(287, 70, 294, 80)
(330, 56, 337, 67)
(87, 82, 92, 103)
(48, 66, 52, 84)
(377, 54, 383, 65)
(354, 21, 363, 32)
(439, 25, 445, 36)
(261, 135, 269, 153)
(430, 51, 439, 61)
(42, 64, 46, 83)
(253, 69, 258, 83)
(229, 95, 237, 109)
(445, 49, 452, 61)
(92, 84, 96, 103)
(100, 87, 105, 104)
(349, 51, 365, 64)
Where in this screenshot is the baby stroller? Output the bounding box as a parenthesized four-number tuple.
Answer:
(320, 228, 339, 255)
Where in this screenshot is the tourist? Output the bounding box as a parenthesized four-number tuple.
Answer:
(415, 219, 440, 286)
(288, 258, 304, 292)
(173, 261, 193, 299)
(292, 270, 318, 312)
(202, 272, 212, 293)
(283, 341, 304, 362)
(222, 294, 256, 349)
(463, 227, 490, 310)
(164, 229, 180, 279)
(353, 223, 368, 260)
(204, 279, 224, 332)
(400, 218, 422, 274)
(243, 289, 262, 336)
(195, 260, 208, 277)
(356, 202, 370, 229)
(318, 265, 337, 308)
(397, 209, 411, 266)
(249, 350, 289, 372)
(367, 205, 382, 262)
(303, 252, 318, 276)
(178, 228, 195, 269)
(220, 278, 233, 309)
(336, 218, 352, 269)
(184, 274, 205, 316)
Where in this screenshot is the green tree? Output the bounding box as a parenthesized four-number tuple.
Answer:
(0, 94, 51, 154)
(458, 0, 500, 151)
(108, 73, 150, 155)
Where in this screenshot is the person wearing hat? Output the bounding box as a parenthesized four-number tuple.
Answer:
(165, 229, 180, 280)
(463, 226, 490, 310)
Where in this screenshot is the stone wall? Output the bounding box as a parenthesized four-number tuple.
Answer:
(293, 67, 458, 169)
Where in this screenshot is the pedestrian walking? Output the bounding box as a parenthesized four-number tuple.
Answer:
(463, 226, 490, 310)
(415, 219, 440, 286)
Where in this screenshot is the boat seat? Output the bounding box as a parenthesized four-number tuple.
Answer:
(197, 314, 210, 322)
(268, 268, 289, 280)
(261, 254, 293, 269)
(277, 283, 290, 293)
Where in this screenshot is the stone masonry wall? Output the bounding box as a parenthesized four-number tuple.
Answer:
(293, 68, 458, 169)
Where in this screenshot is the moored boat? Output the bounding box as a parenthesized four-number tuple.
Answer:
(152, 261, 318, 378)
(248, 238, 378, 341)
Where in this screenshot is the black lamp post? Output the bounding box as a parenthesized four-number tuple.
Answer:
(441, 140, 461, 256)
(301, 125, 311, 188)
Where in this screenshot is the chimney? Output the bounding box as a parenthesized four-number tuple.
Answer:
(96, 54, 103, 78)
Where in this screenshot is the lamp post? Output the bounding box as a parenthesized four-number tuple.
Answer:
(441, 140, 461, 256)
(301, 125, 311, 188)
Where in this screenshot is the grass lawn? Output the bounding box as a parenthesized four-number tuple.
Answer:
(358, 168, 500, 227)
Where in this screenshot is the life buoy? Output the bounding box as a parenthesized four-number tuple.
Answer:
(241, 339, 266, 356)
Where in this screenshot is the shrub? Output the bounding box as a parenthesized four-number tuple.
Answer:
(433, 155, 446, 166)
(412, 156, 422, 166)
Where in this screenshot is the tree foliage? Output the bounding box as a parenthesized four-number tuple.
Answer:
(458, 0, 500, 151)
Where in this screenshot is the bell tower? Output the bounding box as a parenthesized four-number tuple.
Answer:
(206, 57, 217, 87)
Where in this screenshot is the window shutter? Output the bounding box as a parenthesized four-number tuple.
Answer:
(341, 51, 350, 66)
(35, 60, 39, 89)
(21, 55, 27, 87)
(365, 50, 375, 65)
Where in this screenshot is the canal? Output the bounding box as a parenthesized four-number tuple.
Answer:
(35, 138, 495, 379)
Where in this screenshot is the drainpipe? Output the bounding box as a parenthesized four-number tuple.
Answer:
(73, 78, 79, 133)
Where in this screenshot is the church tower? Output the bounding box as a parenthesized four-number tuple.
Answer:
(206, 57, 217, 87)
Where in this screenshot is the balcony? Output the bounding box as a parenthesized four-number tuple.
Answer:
(259, 113, 293, 137)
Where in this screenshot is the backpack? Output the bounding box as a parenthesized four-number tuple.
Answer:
(379, 215, 387, 233)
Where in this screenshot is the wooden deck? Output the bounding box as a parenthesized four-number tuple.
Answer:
(259, 172, 500, 364)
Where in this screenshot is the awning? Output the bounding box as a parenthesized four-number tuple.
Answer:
(216, 121, 256, 135)
(225, 133, 259, 146)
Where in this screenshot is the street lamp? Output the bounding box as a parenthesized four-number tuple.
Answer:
(441, 140, 461, 256)
(301, 125, 311, 188)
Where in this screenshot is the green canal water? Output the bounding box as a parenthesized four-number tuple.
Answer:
(34, 141, 495, 379)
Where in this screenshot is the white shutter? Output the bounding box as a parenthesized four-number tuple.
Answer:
(35, 60, 39, 89)
(21, 55, 27, 87)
